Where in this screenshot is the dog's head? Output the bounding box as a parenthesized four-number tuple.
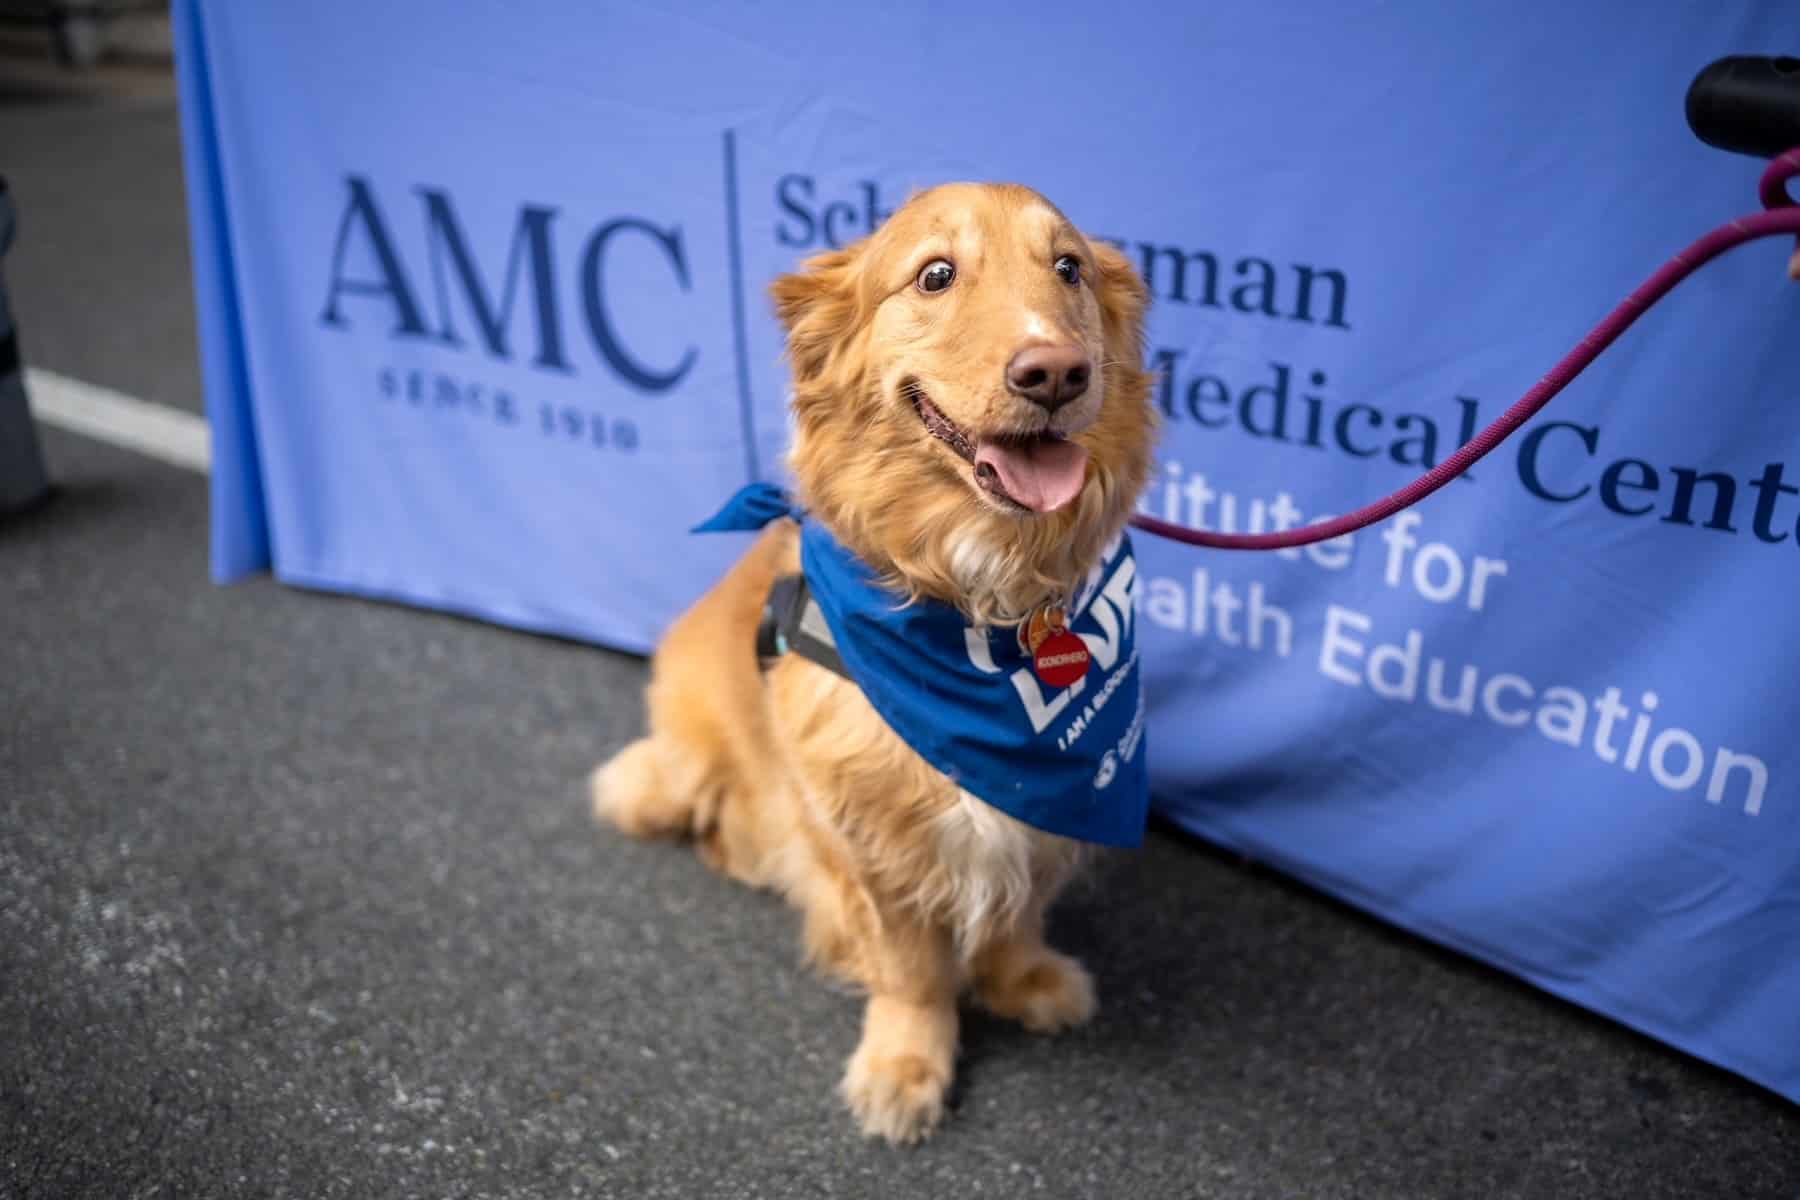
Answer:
(772, 182, 1156, 622)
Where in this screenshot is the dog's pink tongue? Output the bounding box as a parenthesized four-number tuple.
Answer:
(975, 438, 1089, 513)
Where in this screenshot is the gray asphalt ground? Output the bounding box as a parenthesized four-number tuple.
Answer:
(2, 35, 1797, 1200)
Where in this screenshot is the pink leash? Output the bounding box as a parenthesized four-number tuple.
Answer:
(1130, 147, 1800, 551)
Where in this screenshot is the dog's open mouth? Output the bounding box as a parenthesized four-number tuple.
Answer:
(907, 383, 1089, 514)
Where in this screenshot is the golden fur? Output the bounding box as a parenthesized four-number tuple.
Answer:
(591, 182, 1155, 1143)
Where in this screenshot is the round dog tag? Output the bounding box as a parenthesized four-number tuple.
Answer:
(1018, 605, 1058, 656)
(1033, 630, 1089, 688)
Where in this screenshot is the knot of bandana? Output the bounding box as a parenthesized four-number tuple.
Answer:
(690, 481, 799, 533)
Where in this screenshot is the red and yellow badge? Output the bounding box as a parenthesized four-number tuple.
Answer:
(1019, 603, 1089, 689)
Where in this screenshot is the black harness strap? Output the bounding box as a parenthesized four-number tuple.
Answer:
(756, 574, 851, 679)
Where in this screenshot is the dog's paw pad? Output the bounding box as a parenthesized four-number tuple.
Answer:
(841, 1051, 949, 1145)
(979, 951, 1096, 1034)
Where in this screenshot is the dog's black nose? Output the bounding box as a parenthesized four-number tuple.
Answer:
(1005, 344, 1091, 413)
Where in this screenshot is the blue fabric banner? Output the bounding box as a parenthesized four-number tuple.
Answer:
(176, 0, 1800, 1101)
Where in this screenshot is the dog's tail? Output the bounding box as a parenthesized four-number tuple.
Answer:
(590, 519, 799, 887)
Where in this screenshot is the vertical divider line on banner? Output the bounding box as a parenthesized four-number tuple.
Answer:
(722, 129, 761, 483)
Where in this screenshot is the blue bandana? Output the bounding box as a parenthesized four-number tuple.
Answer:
(696, 483, 1149, 848)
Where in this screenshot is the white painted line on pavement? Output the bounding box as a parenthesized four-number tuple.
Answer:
(24, 367, 210, 473)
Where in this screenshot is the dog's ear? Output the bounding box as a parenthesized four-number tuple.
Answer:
(770, 242, 868, 386)
(1087, 239, 1150, 366)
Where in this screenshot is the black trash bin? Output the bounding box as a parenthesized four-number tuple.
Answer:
(0, 176, 51, 514)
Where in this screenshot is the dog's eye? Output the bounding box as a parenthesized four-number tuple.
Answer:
(1054, 255, 1081, 286)
(916, 259, 955, 293)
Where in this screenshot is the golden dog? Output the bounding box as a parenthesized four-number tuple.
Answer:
(592, 182, 1155, 1142)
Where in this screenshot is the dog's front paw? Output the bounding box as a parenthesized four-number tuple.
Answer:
(841, 1048, 950, 1145)
(977, 948, 1096, 1034)
(589, 738, 689, 840)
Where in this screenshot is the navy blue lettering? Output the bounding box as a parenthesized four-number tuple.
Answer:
(1138, 245, 1219, 307)
(1516, 421, 1598, 502)
(1291, 265, 1349, 329)
(1748, 461, 1797, 543)
(1239, 362, 1292, 440)
(1300, 372, 1328, 447)
(579, 218, 698, 393)
(1452, 397, 1481, 484)
(1662, 468, 1738, 532)
(1186, 376, 1231, 428)
(1333, 404, 1383, 458)
(859, 181, 893, 234)
(1389, 413, 1439, 469)
(1230, 257, 1280, 317)
(417, 187, 568, 371)
(1599, 459, 1658, 516)
(1150, 347, 1182, 418)
(776, 174, 816, 248)
(320, 176, 429, 337)
(822, 201, 859, 249)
